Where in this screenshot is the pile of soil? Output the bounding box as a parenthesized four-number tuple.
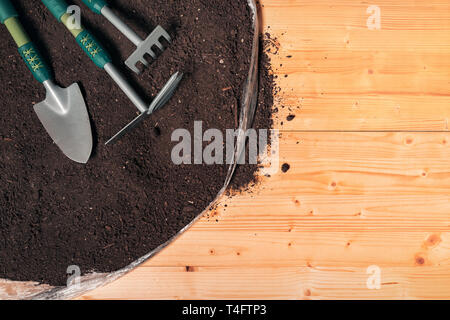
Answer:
(0, 0, 273, 286)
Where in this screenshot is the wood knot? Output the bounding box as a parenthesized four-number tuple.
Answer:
(329, 181, 338, 190)
(415, 254, 426, 266)
(425, 234, 441, 247)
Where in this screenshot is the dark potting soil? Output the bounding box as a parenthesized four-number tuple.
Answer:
(0, 0, 274, 286)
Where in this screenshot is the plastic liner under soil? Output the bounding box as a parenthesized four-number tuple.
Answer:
(0, 0, 260, 300)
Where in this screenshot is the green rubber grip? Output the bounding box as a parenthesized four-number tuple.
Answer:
(0, 0, 51, 83)
(0, 0, 17, 23)
(41, 0, 69, 21)
(81, 0, 107, 15)
(41, 0, 112, 70)
(75, 30, 111, 69)
(18, 42, 51, 83)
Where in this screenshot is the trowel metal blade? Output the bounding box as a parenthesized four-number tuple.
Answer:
(34, 82, 93, 164)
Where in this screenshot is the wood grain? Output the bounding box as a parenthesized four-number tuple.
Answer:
(263, 0, 450, 131)
(80, 0, 450, 299)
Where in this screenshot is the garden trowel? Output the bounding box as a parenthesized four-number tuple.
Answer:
(0, 0, 92, 163)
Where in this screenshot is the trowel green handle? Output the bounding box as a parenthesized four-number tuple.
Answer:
(41, 0, 112, 69)
(0, 0, 51, 83)
(81, 0, 107, 15)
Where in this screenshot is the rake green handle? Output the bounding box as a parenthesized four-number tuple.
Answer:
(41, 0, 112, 69)
(41, 0, 67, 20)
(81, 0, 107, 15)
(0, 0, 51, 83)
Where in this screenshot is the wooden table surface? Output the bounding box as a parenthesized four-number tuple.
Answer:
(80, 0, 450, 300)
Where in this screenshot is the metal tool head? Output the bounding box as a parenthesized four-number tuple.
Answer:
(34, 81, 93, 163)
(105, 71, 183, 145)
(125, 25, 171, 74)
(147, 71, 183, 114)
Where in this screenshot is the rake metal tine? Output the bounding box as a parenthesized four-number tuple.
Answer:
(154, 25, 171, 42)
(145, 47, 157, 59)
(126, 60, 140, 74)
(139, 57, 149, 66)
(154, 40, 165, 51)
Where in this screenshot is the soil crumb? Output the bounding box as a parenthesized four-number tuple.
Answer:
(281, 163, 291, 173)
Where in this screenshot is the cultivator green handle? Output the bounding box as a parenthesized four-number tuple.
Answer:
(41, 0, 112, 69)
(81, 0, 107, 15)
(0, 0, 51, 83)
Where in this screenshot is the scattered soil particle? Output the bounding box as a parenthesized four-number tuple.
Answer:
(281, 163, 291, 173)
(286, 114, 295, 121)
(0, 0, 274, 286)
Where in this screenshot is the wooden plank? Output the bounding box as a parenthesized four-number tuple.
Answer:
(193, 195, 450, 232)
(79, 266, 450, 300)
(261, 0, 450, 130)
(271, 52, 450, 96)
(273, 95, 450, 131)
(262, 132, 450, 196)
(261, 0, 450, 49)
(144, 231, 450, 268)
